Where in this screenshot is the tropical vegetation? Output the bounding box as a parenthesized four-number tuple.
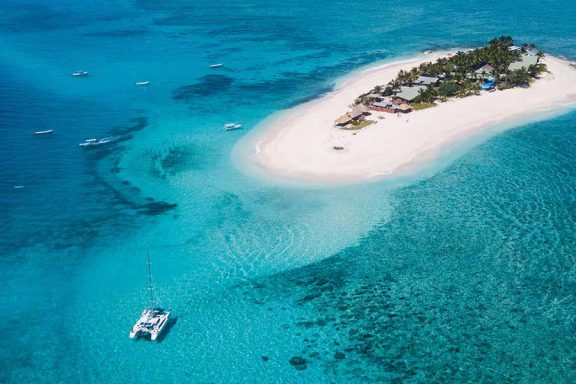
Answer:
(361, 37, 548, 105)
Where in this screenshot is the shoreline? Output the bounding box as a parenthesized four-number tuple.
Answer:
(233, 52, 576, 186)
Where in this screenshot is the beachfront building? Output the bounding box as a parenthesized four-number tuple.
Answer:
(509, 53, 539, 71)
(364, 93, 384, 102)
(412, 76, 439, 86)
(475, 64, 495, 75)
(334, 114, 352, 127)
(370, 97, 412, 113)
(350, 104, 370, 120)
(370, 98, 394, 112)
(394, 85, 426, 103)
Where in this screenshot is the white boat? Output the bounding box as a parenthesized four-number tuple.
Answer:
(129, 253, 171, 341)
(130, 308, 171, 341)
(136, 81, 150, 86)
(79, 138, 112, 147)
(71, 70, 89, 77)
(33, 129, 54, 135)
(79, 138, 98, 147)
(13, 185, 25, 189)
(224, 123, 242, 131)
(209, 63, 223, 68)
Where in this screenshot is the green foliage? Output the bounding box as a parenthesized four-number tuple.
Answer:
(382, 37, 542, 102)
(413, 85, 437, 103)
(382, 86, 394, 96)
(411, 102, 436, 110)
(508, 68, 531, 86)
(437, 81, 461, 97)
(343, 119, 375, 130)
(357, 37, 544, 114)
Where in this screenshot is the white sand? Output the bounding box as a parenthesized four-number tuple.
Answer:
(235, 52, 576, 184)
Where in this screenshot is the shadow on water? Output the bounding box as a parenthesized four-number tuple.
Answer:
(156, 317, 178, 343)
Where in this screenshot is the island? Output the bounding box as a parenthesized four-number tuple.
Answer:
(235, 37, 576, 184)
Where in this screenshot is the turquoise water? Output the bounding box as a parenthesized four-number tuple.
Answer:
(1, 1, 576, 382)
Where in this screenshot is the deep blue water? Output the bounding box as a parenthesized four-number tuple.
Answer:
(1, 0, 576, 383)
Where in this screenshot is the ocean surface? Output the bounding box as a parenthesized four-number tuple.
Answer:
(1, 1, 576, 382)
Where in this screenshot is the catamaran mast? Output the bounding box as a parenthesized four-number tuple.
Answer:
(147, 251, 156, 308)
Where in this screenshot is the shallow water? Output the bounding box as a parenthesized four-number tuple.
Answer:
(1, 0, 576, 383)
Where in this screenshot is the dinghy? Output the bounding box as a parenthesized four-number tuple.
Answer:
(33, 130, 54, 135)
(224, 123, 242, 131)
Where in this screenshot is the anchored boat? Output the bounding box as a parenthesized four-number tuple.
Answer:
(33, 129, 54, 135)
(136, 81, 150, 86)
(129, 253, 171, 341)
(71, 70, 89, 77)
(79, 136, 121, 148)
(79, 138, 104, 147)
(209, 63, 223, 68)
(224, 123, 242, 131)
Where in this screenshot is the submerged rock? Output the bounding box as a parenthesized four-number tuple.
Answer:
(334, 351, 346, 360)
(289, 356, 307, 370)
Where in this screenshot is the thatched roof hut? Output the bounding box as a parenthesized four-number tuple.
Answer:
(335, 114, 352, 126)
(350, 104, 370, 119)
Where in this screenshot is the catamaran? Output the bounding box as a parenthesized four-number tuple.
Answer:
(129, 253, 171, 341)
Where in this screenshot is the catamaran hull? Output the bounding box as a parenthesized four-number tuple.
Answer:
(151, 311, 170, 341)
(129, 309, 171, 341)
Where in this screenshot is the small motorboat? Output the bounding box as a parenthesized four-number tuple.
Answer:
(136, 81, 150, 86)
(71, 70, 89, 77)
(13, 185, 25, 189)
(224, 123, 242, 131)
(33, 129, 54, 135)
(209, 63, 224, 68)
(79, 136, 123, 148)
(79, 138, 108, 147)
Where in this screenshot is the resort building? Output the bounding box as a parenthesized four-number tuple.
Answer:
(370, 97, 412, 113)
(334, 114, 352, 126)
(350, 104, 370, 120)
(395, 85, 425, 103)
(412, 76, 439, 86)
(509, 53, 539, 70)
(364, 93, 383, 101)
(475, 64, 495, 75)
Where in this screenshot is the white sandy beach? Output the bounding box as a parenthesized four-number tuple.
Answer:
(236, 52, 576, 184)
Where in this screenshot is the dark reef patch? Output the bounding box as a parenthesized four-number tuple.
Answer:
(172, 75, 234, 100)
(159, 146, 192, 174)
(108, 117, 148, 136)
(231, 118, 576, 382)
(148, 143, 215, 179)
(137, 201, 178, 216)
